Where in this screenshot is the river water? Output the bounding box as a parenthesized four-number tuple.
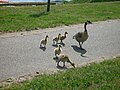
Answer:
(9, 0, 48, 2)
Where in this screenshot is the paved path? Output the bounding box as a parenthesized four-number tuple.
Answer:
(0, 20, 120, 81)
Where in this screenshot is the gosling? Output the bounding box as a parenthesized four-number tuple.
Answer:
(53, 33, 61, 45)
(40, 35, 49, 48)
(60, 32, 68, 43)
(57, 54, 75, 68)
(73, 20, 92, 49)
(54, 45, 62, 58)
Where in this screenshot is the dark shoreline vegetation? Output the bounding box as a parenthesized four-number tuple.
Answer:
(1, 57, 120, 90)
(0, 1, 120, 33)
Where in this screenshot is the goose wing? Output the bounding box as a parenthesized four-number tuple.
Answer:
(74, 32, 83, 38)
(60, 36, 65, 40)
(77, 32, 83, 38)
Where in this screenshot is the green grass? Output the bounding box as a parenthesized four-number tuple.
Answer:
(71, 0, 120, 3)
(0, 1, 120, 33)
(1, 57, 120, 90)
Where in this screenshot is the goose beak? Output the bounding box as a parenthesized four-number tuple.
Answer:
(90, 22, 92, 24)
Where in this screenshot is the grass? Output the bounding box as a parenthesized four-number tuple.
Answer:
(0, 1, 120, 33)
(1, 57, 120, 90)
(71, 0, 120, 3)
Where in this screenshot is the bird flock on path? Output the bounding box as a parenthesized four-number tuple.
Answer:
(40, 20, 92, 68)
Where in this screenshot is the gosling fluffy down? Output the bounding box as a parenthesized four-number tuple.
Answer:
(57, 54, 75, 68)
(73, 20, 92, 48)
(60, 32, 68, 43)
(54, 45, 62, 57)
(53, 33, 61, 45)
(40, 35, 49, 48)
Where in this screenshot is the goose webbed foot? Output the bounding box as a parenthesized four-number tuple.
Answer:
(60, 40, 63, 43)
(40, 46, 46, 51)
(80, 45, 85, 50)
(80, 46, 85, 50)
(80, 45, 82, 48)
(79, 42, 84, 50)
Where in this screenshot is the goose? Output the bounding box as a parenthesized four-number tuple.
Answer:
(40, 35, 49, 48)
(60, 32, 68, 43)
(54, 45, 62, 58)
(73, 20, 92, 49)
(53, 33, 61, 45)
(57, 54, 75, 68)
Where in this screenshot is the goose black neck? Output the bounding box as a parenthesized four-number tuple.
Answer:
(84, 22, 87, 32)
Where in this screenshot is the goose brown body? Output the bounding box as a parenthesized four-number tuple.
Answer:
(74, 32, 88, 43)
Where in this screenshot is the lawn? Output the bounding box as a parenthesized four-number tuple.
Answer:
(1, 57, 120, 90)
(0, 1, 120, 32)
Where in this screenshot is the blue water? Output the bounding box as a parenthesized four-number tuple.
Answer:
(9, 0, 48, 2)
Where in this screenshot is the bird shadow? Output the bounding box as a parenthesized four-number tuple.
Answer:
(71, 45, 87, 57)
(52, 44, 58, 47)
(56, 65, 68, 70)
(58, 42, 65, 47)
(39, 46, 46, 51)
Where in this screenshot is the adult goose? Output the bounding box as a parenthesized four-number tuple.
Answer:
(73, 20, 92, 49)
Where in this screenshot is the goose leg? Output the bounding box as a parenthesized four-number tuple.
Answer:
(81, 42, 84, 49)
(44, 45, 46, 48)
(79, 42, 84, 49)
(79, 42, 82, 48)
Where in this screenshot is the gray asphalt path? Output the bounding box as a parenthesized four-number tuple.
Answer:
(0, 20, 120, 81)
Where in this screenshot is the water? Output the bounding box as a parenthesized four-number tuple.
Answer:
(9, 0, 48, 2)
(8, 0, 71, 3)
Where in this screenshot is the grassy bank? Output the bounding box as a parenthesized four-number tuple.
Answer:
(71, 0, 120, 3)
(1, 57, 120, 90)
(0, 1, 120, 33)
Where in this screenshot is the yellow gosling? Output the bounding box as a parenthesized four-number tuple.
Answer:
(60, 32, 68, 43)
(54, 45, 62, 57)
(53, 33, 61, 45)
(57, 54, 75, 68)
(40, 35, 48, 48)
